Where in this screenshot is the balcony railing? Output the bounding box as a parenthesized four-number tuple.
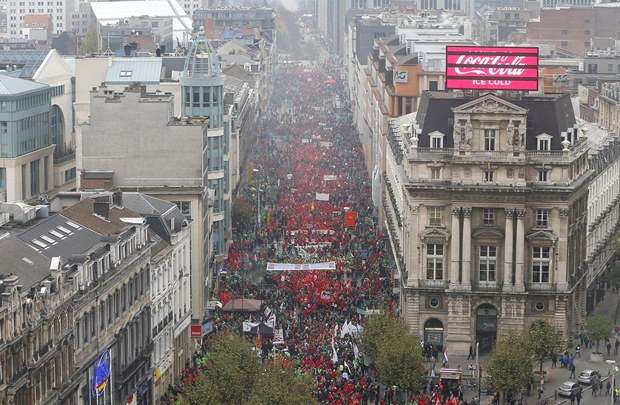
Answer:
(419, 279, 449, 289)
(411, 147, 584, 163)
(474, 281, 502, 291)
(526, 282, 555, 291)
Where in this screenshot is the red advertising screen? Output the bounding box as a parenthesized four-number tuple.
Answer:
(445, 46, 539, 91)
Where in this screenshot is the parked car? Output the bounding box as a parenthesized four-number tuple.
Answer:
(557, 381, 581, 397)
(577, 369, 601, 385)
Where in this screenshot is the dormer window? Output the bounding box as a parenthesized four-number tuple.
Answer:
(484, 129, 497, 151)
(430, 131, 444, 149)
(536, 133, 552, 151)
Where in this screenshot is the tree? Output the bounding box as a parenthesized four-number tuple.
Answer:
(585, 315, 613, 351)
(361, 314, 408, 362)
(527, 320, 564, 375)
(375, 332, 426, 395)
(232, 198, 254, 231)
(80, 24, 99, 55)
(245, 362, 317, 405)
(180, 333, 260, 404)
(487, 334, 533, 404)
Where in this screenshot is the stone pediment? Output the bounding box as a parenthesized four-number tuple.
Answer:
(472, 226, 504, 240)
(452, 94, 528, 116)
(420, 226, 451, 242)
(526, 229, 558, 243)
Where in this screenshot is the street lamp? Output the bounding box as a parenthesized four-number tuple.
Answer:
(606, 359, 618, 405)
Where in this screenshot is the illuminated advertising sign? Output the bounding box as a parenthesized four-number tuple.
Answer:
(445, 46, 539, 91)
(91, 350, 112, 401)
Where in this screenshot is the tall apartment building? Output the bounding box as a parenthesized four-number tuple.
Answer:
(77, 86, 213, 323)
(0, 75, 54, 202)
(383, 91, 619, 354)
(0, 192, 155, 404)
(6, 0, 72, 37)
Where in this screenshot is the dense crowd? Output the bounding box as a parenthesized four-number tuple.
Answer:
(166, 61, 470, 404)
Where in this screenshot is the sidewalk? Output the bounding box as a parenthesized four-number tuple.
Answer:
(437, 288, 620, 404)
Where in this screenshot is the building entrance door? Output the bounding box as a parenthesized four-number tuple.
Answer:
(476, 304, 498, 353)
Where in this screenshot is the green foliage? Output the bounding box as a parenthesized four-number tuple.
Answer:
(177, 333, 316, 405)
(232, 198, 254, 230)
(607, 263, 620, 290)
(527, 320, 564, 373)
(361, 314, 425, 393)
(487, 334, 533, 401)
(361, 314, 408, 362)
(80, 24, 100, 55)
(375, 331, 426, 393)
(246, 363, 317, 405)
(585, 315, 613, 350)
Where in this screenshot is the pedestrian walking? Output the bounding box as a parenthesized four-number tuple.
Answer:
(551, 353, 557, 368)
(570, 363, 576, 379)
(467, 345, 474, 360)
(608, 341, 613, 357)
(607, 380, 612, 396)
(576, 388, 582, 405)
(570, 391, 575, 405)
(615, 339, 619, 355)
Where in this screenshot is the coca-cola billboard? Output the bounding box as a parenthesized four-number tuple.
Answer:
(445, 46, 539, 91)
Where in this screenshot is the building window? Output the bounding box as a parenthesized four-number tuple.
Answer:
(429, 80, 438, 91)
(479, 245, 497, 282)
(431, 167, 441, 180)
(482, 208, 495, 225)
(535, 302, 545, 311)
(0, 168, 5, 189)
(484, 129, 496, 151)
(532, 246, 550, 283)
(119, 70, 132, 77)
(426, 243, 443, 280)
(428, 206, 442, 226)
(483, 170, 494, 182)
(173, 201, 191, 220)
(429, 297, 440, 308)
(430, 133, 443, 149)
(537, 169, 549, 182)
(536, 134, 551, 151)
(536, 208, 549, 227)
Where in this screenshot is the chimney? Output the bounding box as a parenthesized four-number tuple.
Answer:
(93, 196, 111, 220)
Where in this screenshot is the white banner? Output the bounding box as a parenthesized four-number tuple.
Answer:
(323, 175, 337, 181)
(242, 321, 259, 332)
(316, 192, 330, 201)
(266, 262, 337, 271)
(274, 328, 284, 344)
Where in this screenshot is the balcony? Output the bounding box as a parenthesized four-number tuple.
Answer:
(526, 282, 556, 292)
(474, 281, 502, 291)
(411, 147, 585, 164)
(419, 279, 449, 289)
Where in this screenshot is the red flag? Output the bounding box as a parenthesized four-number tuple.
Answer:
(344, 211, 357, 228)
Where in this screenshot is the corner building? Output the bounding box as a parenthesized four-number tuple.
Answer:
(384, 91, 605, 354)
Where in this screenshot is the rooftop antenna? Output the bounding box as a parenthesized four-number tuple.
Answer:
(103, 32, 113, 56)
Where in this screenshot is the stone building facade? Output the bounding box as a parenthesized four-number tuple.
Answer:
(383, 92, 617, 355)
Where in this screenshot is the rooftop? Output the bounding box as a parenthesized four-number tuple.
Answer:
(0, 73, 48, 96)
(0, 49, 48, 78)
(105, 57, 163, 84)
(0, 236, 54, 289)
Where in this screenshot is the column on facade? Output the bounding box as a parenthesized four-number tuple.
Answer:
(557, 208, 569, 291)
(408, 204, 420, 288)
(461, 207, 472, 288)
(450, 207, 461, 289)
(503, 208, 515, 291)
(514, 208, 526, 292)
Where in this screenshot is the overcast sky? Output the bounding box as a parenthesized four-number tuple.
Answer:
(277, 0, 299, 11)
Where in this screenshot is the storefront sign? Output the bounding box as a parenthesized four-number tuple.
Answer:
(394, 70, 408, 83)
(445, 46, 539, 91)
(190, 323, 202, 338)
(91, 350, 112, 399)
